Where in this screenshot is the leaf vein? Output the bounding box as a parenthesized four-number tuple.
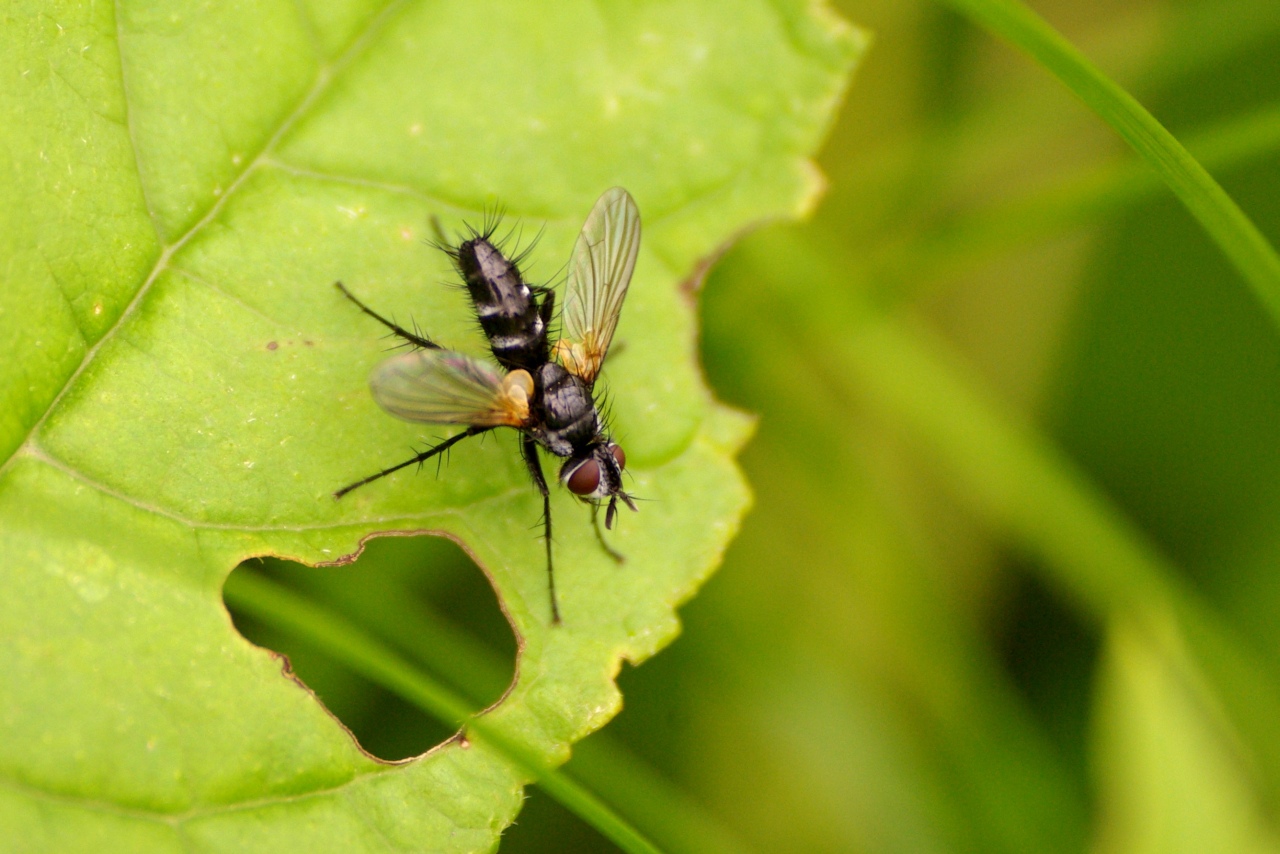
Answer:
(263, 158, 579, 224)
(0, 0, 410, 482)
(22, 446, 534, 533)
(169, 266, 288, 328)
(0, 760, 399, 828)
(112, 0, 163, 244)
(289, 0, 326, 62)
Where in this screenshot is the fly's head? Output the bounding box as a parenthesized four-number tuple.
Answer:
(560, 441, 637, 528)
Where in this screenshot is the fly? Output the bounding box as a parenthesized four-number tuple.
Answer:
(333, 187, 642, 623)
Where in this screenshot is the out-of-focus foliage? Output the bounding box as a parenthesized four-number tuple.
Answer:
(514, 0, 1280, 849)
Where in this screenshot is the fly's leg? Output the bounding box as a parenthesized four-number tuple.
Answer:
(521, 434, 560, 624)
(334, 426, 491, 498)
(591, 502, 624, 564)
(429, 215, 450, 247)
(533, 286, 555, 332)
(335, 281, 440, 350)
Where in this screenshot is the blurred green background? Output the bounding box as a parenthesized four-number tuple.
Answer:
(228, 0, 1280, 850)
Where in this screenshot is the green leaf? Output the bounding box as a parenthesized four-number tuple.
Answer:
(0, 1, 862, 850)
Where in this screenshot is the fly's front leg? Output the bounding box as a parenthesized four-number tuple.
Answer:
(591, 502, 624, 564)
(520, 434, 560, 624)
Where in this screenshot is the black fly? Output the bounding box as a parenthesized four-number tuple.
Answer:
(333, 188, 641, 623)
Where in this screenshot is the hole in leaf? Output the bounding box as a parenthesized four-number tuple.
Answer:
(223, 534, 518, 762)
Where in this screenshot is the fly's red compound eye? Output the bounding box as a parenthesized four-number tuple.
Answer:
(566, 458, 601, 495)
(610, 445, 626, 471)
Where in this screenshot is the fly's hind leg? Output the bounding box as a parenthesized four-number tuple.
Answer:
(591, 502, 625, 564)
(334, 426, 490, 498)
(520, 434, 561, 624)
(429, 215, 450, 248)
(335, 281, 440, 350)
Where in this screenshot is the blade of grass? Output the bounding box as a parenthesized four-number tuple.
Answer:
(737, 229, 1280, 807)
(932, 0, 1280, 329)
(223, 571, 664, 854)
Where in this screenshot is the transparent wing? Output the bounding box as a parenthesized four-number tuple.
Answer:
(369, 349, 533, 427)
(555, 187, 641, 384)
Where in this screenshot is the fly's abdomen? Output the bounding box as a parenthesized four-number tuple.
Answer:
(456, 238, 548, 370)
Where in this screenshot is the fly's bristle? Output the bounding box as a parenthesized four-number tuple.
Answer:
(473, 200, 508, 244)
(593, 383, 617, 432)
(433, 242, 460, 265)
(544, 257, 571, 289)
(380, 332, 415, 352)
(495, 224, 522, 259)
(411, 318, 429, 344)
(510, 224, 545, 269)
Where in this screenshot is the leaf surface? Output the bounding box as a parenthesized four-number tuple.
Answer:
(0, 1, 862, 849)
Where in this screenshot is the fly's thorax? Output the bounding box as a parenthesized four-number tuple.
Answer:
(534, 362, 599, 455)
(456, 237, 548, 369)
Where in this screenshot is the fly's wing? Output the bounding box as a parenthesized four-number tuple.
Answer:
(553, 187, 640, 385)
(370, 350, 533, 427)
